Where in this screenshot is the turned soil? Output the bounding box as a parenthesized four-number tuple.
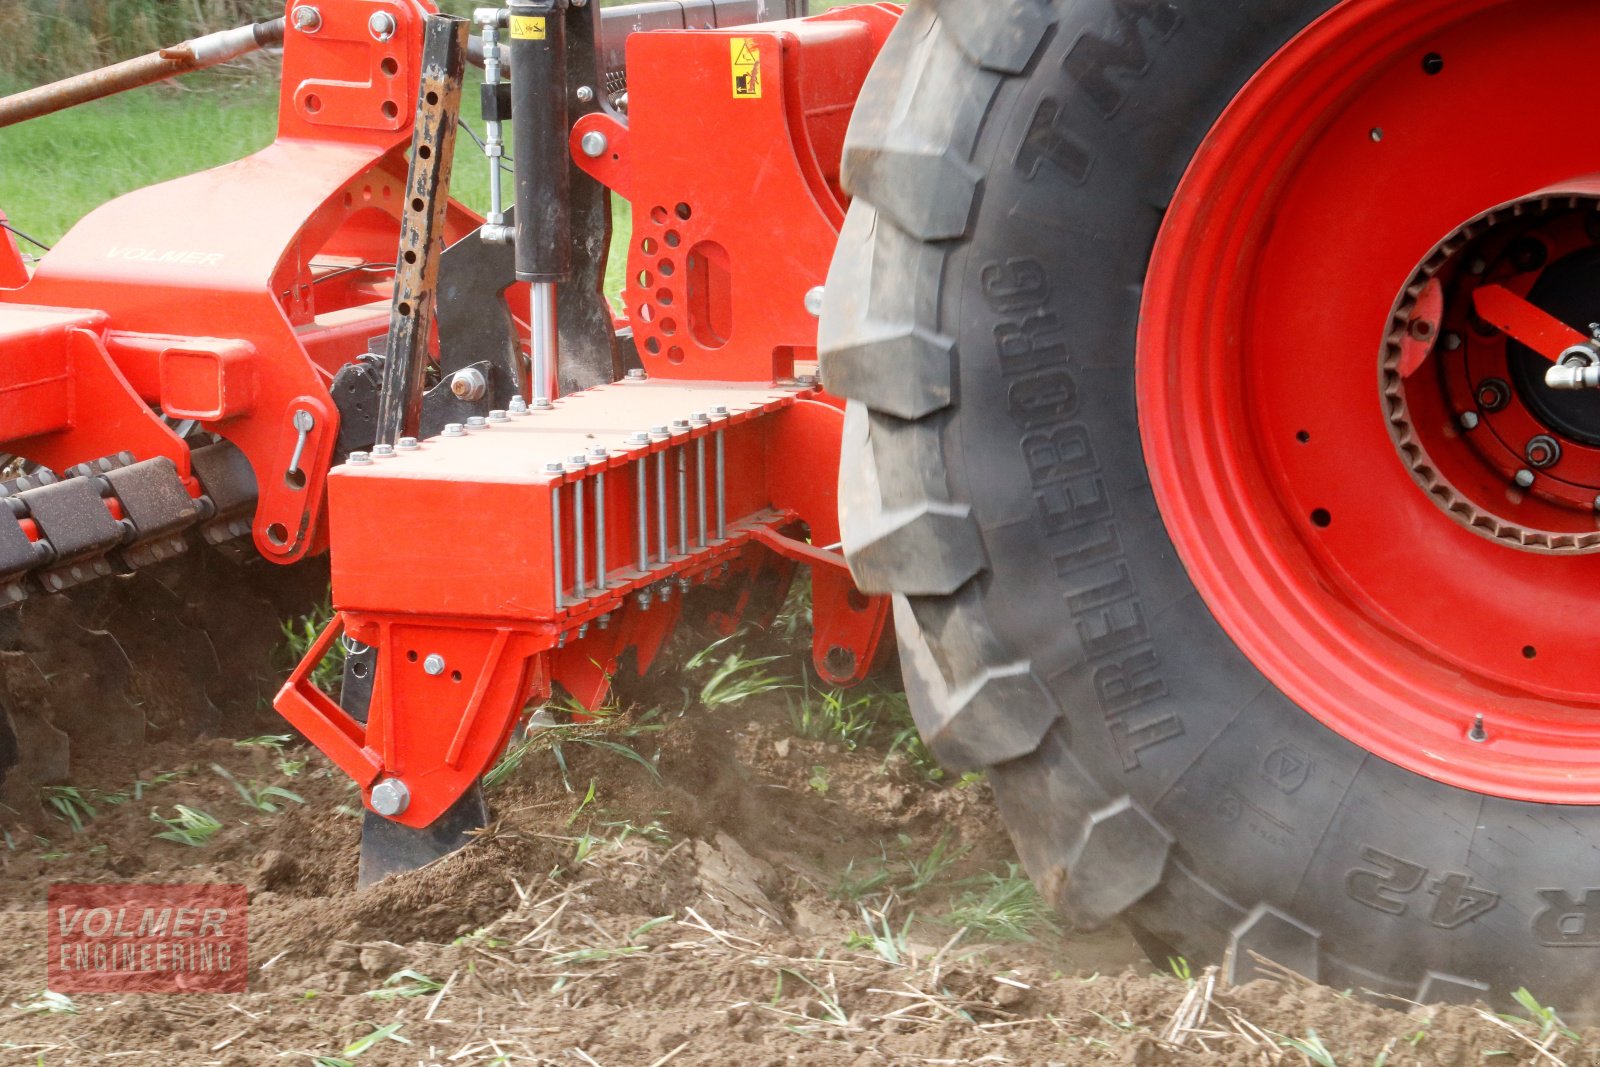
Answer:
(0, 559, 1593, 1066)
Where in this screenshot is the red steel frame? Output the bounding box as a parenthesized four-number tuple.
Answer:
(266, 5, 900, 826)
(0, 0, 481, 562)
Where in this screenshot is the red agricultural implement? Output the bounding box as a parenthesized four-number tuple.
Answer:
(9, 0, 1600, 1018)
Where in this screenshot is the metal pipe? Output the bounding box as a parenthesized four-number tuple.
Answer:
(530, 283, 558, 404)
(636, 456, 649, 573)
(676, 448, 688, 557)
(0, 18, 285, 129)
(655, 450, 668, 565)
(715, 427, 726, 540)
(572, 473, 587, 599)
(695, 435, 707, 549)
(594, 463, 607, 590)
(550, 476, 565, 611)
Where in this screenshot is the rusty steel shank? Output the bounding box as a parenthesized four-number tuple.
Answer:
(374, 14, 470, 447)
(0, 18, 286, 130)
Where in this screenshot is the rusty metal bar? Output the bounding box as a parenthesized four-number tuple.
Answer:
(0, 18, 285, 130)
(375, 14, 470, 447)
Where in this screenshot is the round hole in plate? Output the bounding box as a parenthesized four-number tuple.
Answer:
(451, 670, 463, 683)
(1311, 508, 1332, 528)
(1523, 645, 1538, 660)
(657, 259, 675, 277)
(641, 237, 658, 254)
(266, 523, 288, 546)
(285, 469, 307, 491)
(403, 250, 417, 264)
(659, 317, 677, 336)
(418, 144, 432, 160)
(645, 337, 661, 355)
(656, 288, 673, 306)
(305, 93, 322, 114)
(353, 661, 369, 678)
(407, 650, 419, 663)
(664, 230, 681, 248)
(637, 269, 653, 288)
(667, 345, 685, 364)
(651, 206, 669, 225)
(397, 301, 412, 317)
(675, 202, 692, 220)
(381, 56, 399, 77)
(637, 303, 655, 323)
(426, 90, 439, 106)
(411, 197, 425, 212)
(381, 100, 398, 120)
(343, 192, 353, 208)
(1296, 430, 1311, 444)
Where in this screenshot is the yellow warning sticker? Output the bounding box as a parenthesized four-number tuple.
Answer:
(509, 15, 547, 40)
(731, 37, 762, 99)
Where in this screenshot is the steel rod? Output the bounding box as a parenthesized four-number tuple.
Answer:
(695, 436, 707, 549)
(573, 475, 587, 599)
(0, 18, 285, 129)
(636, 459, 649, 573)
(676, 448, 688, 557)
(551, 481, 564, 611)
(594, 467, 607, 590)
(655, 450, 668, 565)
(715, 428, 726, 540)
(530, 283, 558, 404)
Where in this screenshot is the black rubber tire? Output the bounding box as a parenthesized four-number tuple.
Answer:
(822, 0, 1600, 1014)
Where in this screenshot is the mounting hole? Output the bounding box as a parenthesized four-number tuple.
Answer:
(641, 237, 658, 254)
(418, 144, 432, 160)
(823, 646, 857, 679)
(265, 523, 288, 546)
(381, 56, 399, 77)
(645, 337, 661, 355)
(1296, 430, 1311, 444)
(1370, 127, 1384, 142)
(1523, 645, 1539, 660)
(657, 259, 676, 277)
(1310, 508, 1332, 528)
(284, 469, 307, 491)
(411, 197, 425, 212)
(637, 269, 653, 288)
(426, 90, 439, 106)
(403, 250, 417, 265)
(352, 661, 369, 679)
(667, 345, 685, 364)
(664, 230, 681, 248)
(650, 206, 669, 225)
(397, 301, 413, 317)
(659, 317, 677, 336)
(406, 650, 419, 663)
(343, 192, 353, 208)
(656, 288, 673, 306)
(675, 202, 692, 220)
(304, 93, 323, 114)
(1421, 52, 1444, 75)
(451, 670, 463, 683)
(381, 100, 399, 120)
(637, 303, 655, 323)
(846, 589, 871, 612)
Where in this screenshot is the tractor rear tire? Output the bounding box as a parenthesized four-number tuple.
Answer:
(823, 0, 1600, 1013)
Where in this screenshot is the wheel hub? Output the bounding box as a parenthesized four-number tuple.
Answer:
(1385, 191, 1600, 550)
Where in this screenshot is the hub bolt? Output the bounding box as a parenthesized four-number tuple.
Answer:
(443, 423, 466, 437)
(1525, 435, 1562, 469)
(533, 398, 553, 410)
(489, 409, 510, 423)
(1476, 378, 1512, 413)
(467, 416, 489, 429)
(370, 778, 410, 817)
(580, 131, 609, 159)
(348, 451, 373, 465)
(397, 437, 420, 451)
(372, 443, 396, 458)
(450, 367, 488, 402)
(1515, 469, 1536, 489)
(423, 654, 446, 676)
(1459, 412, 1480, 431)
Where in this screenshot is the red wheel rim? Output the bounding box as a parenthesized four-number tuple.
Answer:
(1140, 0, 1600, 802)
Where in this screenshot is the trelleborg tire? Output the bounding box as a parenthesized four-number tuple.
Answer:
(821, 0, 1600, 1012)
